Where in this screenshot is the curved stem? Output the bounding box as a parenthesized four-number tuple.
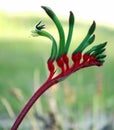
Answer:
(10, 76, 60, 130)
(10, 54, 103, 130)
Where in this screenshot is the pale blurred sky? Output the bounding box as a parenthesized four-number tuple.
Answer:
(0, 0, 114, 26)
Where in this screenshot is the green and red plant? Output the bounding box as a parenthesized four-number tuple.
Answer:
(11, 6, 107, 130)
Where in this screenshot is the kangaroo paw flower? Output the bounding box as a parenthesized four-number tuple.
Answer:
(33, 6, 107, 81)
(10, 6, 107, 130)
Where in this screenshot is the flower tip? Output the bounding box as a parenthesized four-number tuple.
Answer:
(104, 41, 108, 46)
(69, 11, 75, 22)
(88, 20, 96, 35)
(92, 21, 96, 28)
(35, 21, 45, 30)
(92, 34, 95, 40)
(37, 20, 42, 26)
(41, 6, 49, 12)
(98, 59, 105, 63)
(41, 6, 54, 18)
(41, 6, 45, 9)
(70, 11, 73, 15)
(93, 20, 96, 25)
(41, 6, 51, 12)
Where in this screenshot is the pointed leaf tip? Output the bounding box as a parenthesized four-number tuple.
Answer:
(41, 6, 55, 18)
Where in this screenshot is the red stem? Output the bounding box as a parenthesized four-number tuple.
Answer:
(10, 54, 101, 130)
(10, 77, 59, 130)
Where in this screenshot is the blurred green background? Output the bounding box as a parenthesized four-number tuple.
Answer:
(0, 9, 114, 130)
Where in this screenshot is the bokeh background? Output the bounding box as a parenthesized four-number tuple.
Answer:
(0, 0, 114, 130)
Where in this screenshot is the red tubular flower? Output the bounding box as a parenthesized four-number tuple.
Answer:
(11, 6, 107, 130)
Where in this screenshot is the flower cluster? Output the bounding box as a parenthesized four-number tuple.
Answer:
(33, 6, 107, 82)
(11, 6, 107, 130)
